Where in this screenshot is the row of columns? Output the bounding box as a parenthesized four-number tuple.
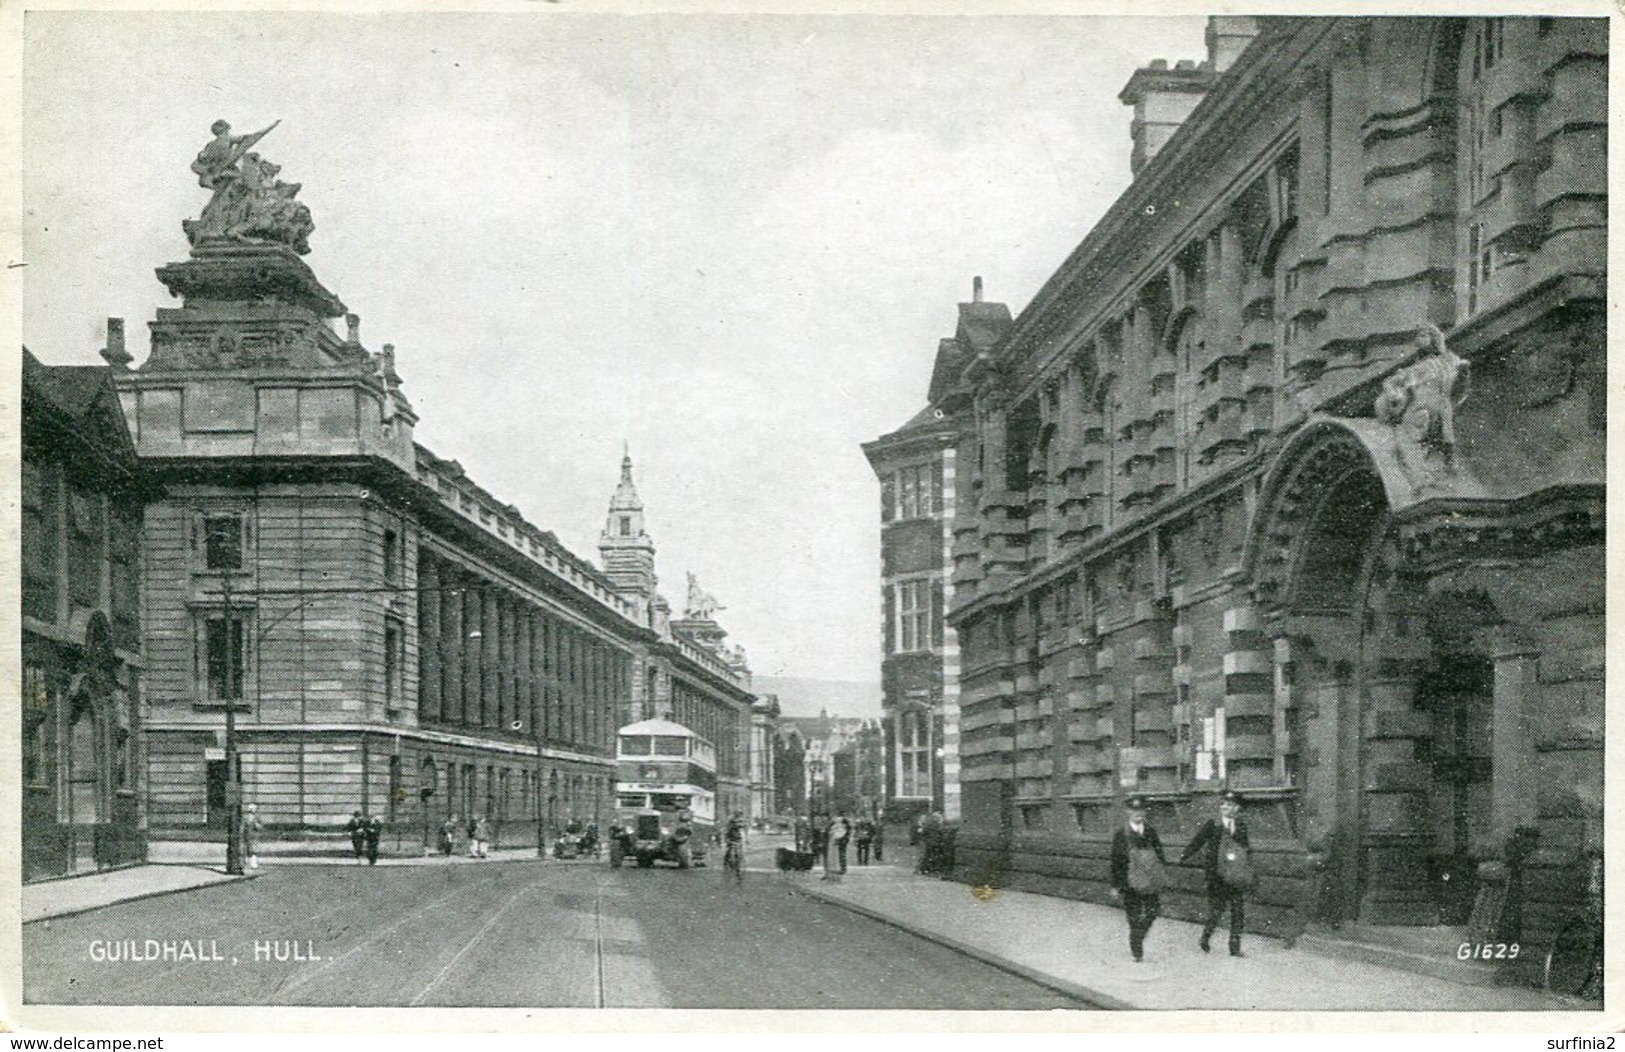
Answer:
(669, 677, 744, 781)
(416, 553, 630, 753)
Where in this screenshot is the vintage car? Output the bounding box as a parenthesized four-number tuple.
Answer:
(609, 810, 701, 869)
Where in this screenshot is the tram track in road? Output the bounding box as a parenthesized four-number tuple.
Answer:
(409, 875, 542, 1006)
(593, 876, 607, 1009)
(98, 868, 395, 1004)
(270, 874, 478, 1002)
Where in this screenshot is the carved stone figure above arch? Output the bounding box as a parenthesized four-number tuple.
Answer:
(1241, 413, 1490, 614)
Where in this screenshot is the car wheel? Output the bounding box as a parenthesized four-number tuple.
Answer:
(637, 856, 654, 868)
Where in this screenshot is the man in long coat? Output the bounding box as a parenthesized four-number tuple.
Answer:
(1109, 797, 1168, 963)
(1180, 791, 1252, 957)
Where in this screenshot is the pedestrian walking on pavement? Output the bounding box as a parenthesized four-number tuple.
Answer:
(472, 814, 490, 858)
(872, 816, 885, 863)
(917, 812, 943, 876)
(347, 809, 367, 864)
(832, 813, 852, 874)
(815, 814, 835, 880)
(466, 814, 479, 857)
(242, 803, 263, 871)
(1180, 791, 1253, 957)
(364, 813, 383, 865)
(855, 817, 873, 865)
(439, 813, 457, 856)
(1109, 797, 1168, 963)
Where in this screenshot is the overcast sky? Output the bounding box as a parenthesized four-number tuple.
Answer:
(21, 9, 1208, 688)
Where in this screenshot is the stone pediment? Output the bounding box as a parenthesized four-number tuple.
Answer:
(157, 243, 345, 318)
(142, 316, 351, 375)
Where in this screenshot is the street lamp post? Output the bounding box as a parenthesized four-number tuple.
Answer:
(198, 572, 609, 866)
(219, 568, 243, 876)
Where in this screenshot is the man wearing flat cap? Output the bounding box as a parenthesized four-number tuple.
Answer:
(1109, 796, 1168, 962)
(1180, 790, 1253, 957)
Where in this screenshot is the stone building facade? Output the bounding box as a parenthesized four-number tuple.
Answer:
(110, 149, 756, 843)
(749, 694, 782, 822)
(894, 16, 1604, 973)
(862, 286, 1011, 824)
(22, 348, 159, 881)
(594, 455, 758, 822)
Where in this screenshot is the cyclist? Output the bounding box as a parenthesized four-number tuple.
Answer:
(723, 810, 746, 883)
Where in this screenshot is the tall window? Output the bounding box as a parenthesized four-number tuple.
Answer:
(1471, 17, 1504, 79)
(110, 511, 141, 649)
(619, 516, 631, 536)
(23, 666, 53, 787)
(202, 513, 245, 571)
(383, 528, 399, 585)
(67, 489, 102, 609)
(894, 462, 937, 520)
(21, 460, 58, 621)
(384, 618, 404, 708)
(388, 755, 402, 820)
(897, 710, 930, 798)
(1271, 145, 1300, 231)
(201, 611, 248, 701)
(895, 580, 930, 652)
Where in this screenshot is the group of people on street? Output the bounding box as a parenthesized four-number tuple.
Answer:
(1109, 791, 1254, 962)
(799, 812, 884, 878)
(347, 810, 387, 865)
(438, 813, 492, 858)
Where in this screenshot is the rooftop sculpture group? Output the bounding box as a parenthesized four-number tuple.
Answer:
(183, 119, 315, 255)
(684, 572, 724, 621)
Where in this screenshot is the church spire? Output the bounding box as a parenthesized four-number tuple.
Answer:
(609, 441, 643, 514)
(600, 445, 656, 604)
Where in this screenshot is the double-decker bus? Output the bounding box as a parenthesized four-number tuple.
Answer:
(611, 718, 716, 867)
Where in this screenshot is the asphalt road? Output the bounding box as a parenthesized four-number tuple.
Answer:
(23, 854, 1087, 1009)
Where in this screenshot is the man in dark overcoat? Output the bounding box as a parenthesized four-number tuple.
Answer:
(364, 813, 384, 866)
(346, 810, 367, 864)
(1109, 797, 1168, 963)
(1180, 791, 1252, 957)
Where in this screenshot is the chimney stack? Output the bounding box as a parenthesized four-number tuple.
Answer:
(100, 317, 132, 370)
(1118, 57, 1214, 177)
(345, 313, 361, 344)
(1117, 18, 1259, 178)
(1206, 16, 1260, 74)
(973, 276, 984, 303)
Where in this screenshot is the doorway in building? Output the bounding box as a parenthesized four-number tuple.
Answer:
(68, 707, 99, 872)
(206, 759, 229, 828)
(1416, 654, 1494, 925)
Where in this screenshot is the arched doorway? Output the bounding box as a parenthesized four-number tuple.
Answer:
(67, 694, 103, 871)
(1246, 419, 1498, 926)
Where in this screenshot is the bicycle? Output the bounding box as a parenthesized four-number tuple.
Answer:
(1543, 853, 1602, 1000)
(723, 839, 745, 885)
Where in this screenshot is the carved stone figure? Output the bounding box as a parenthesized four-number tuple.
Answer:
(1373, 325, 1470, 495)
(183, 119, 315, 254)
(191, 119, 279, 190)
(685, 572, 724, 620)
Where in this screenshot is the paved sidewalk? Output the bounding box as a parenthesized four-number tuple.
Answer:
(148, 840, 579, 867)
(27, 846, 605, 925)
(23, 866, 247, 924)
(789, 863, 1574, 1012)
